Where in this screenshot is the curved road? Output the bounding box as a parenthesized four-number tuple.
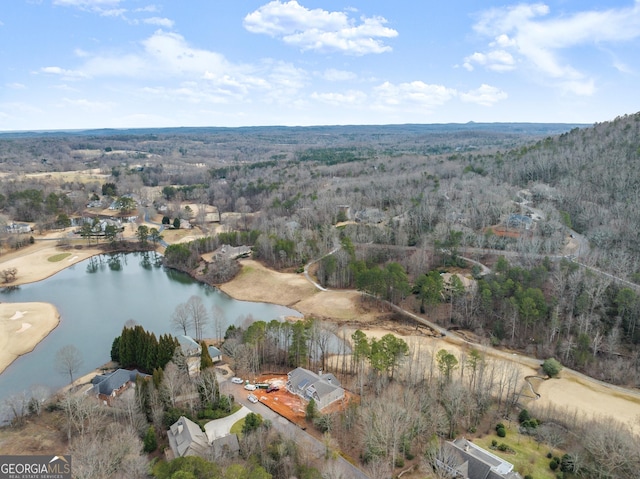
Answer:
(301, 247, 640, 403)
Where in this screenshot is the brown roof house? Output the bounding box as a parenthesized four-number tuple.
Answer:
(436, 438, 523, 479)
(285, 367, 344, 410)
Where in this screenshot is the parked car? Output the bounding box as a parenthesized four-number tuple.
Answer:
(231, 377, 243, 384)
(244, 383, 257, 391)
(266, 385, 280, 393)
(247, 394, 258, 404)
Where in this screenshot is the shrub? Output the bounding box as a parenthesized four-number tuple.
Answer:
(143, 425, 157, 453)
(550, 459, 559, 471)
(497, 427, 506, 437)
(560, 453, 575, 473)
(313, 413, 333, 433)
(242, 412, 263, 434)
(542, 358, 563, 377)
(497, 443, 514, 453)
(519, 409, 531, 424)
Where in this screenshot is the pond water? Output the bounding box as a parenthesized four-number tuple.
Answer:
(0, 252, 302, 405)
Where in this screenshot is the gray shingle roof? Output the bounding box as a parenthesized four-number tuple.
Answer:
(286, 367, 344, 409)
(90, 369, 148, 396)
(168, 416, 210, 457)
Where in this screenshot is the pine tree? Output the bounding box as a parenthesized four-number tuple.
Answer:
(143, 425, 157, 453)
(200, 341, 214, 370)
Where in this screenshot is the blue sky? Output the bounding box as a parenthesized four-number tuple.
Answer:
(1, 0, 640, 130)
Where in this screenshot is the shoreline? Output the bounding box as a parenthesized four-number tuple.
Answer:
(0, 302, 60, 375)
(3, 247, 640, 436)
(0, 239, 105, 375)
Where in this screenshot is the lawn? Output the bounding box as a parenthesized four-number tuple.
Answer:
(47, 253, 71, 262)
(230, 418, 245, 436)
(473, 426, 559, 479)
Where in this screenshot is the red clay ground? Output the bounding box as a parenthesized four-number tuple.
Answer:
(254, 374, 358, 429)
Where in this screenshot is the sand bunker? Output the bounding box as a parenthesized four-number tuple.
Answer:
(15, 323, 33, 334)
(0, 303, 60, 374)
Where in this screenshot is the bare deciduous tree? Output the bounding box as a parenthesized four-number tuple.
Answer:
(69, 423, 149, 479)
(1, 267, 18, 283)
(186, 295, 209, 341)
(55, 344, 83, 385)
(171, 302, 191, 336)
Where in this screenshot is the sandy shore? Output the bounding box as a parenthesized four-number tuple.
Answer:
(0, 238, 103, 374)
(0, 241, 103, 287)
(0, 302, 60, 374)
(3, 247, 640, 436)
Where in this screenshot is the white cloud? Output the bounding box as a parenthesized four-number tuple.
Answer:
(244, 0, 398, 55)
(322, 68, 357, 81)
(372, 81, 457, 110)
(559, 79, 596, 96)
(311, 90, 366, 105)
(459, 84, 508, 106)
(465, 2, 640, 94)
(143, 17, 174, 28)
(135, 5, 159, 13)
(62, 97, 114, 111)
(54, 0, 127, 19)
(54, 0, 122, 6)
(47, 30, 313, 109)
(40, 66, 87, 79)
(463, 50, 515, 72)
(6, 83, 26, 89)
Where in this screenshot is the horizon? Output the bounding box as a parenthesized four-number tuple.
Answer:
(2, 1, 640, 131)
(0, 119, 594, 136)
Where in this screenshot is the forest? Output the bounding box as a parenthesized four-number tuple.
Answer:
(1, 114, 640, 478)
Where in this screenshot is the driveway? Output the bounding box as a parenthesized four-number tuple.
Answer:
(204, 405, 251, 442)
(220, 379, 370, 479)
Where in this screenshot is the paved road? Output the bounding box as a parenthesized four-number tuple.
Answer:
(219, 378, 370, 479)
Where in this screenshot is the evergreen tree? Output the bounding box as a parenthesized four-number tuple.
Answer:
(200, 341, 214, 370)
(143, 425, 157, 453)
(110, 336, 120, 362)
(306, 398, 318, 421)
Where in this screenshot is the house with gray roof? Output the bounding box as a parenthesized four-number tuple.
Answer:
(167, 416, 211, 458)
(177, 335, 202, 357)
(89, 369, 149, 403)
(211, 434, 239, 459)
(208, 345, 222, 363)
(436, 438, 522, 479)
(286, 367, 344, 410)
(506, 214, 533, 230)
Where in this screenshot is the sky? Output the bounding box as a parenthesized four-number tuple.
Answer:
(1, 0, 640, 130)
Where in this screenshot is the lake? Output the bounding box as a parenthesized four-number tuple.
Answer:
(0, 252, 302, 405)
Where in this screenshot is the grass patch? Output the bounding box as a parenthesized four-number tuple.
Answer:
(47, 253, 72, 262)
(474, 427, 560, 479)
(230, 418, 245, 436)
